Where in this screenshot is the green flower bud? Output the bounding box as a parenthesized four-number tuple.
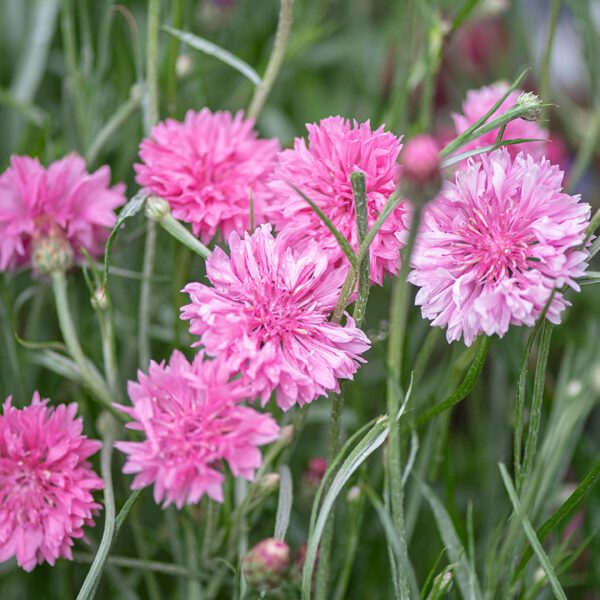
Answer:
(145, 196, 170, 222)
(31, 230, 74, 275)
(242, 538, 290, 591)
(517, 91, 543, 121)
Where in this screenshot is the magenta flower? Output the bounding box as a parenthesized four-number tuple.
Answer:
(0, 394, 103, 571)
(452, 82, 548, 161)
(409, 149, 590, 346)
(266, 116, 408, 285)
(134, 108, 279, 243)
(181, 225, 371, 411)
(0, 154, 125, 272)
(115, 351, 280, 508)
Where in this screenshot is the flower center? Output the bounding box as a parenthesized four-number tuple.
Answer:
(450, 207, 534, 282)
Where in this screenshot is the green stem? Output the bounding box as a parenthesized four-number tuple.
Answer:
(184, 518, 202, 600)
(138, 221, 158, 368)
(539, 0, 561, 121)
(201, 499, 220, 565)
(159, 213, 211, 258)
(76, 415, 117, 600)
(568, 108, 600, 193)
(247, 0, 294, 121)
(86, 92, 141, 165)
(144, 0, 160, 133)
(351, 172, 370, 327)
(386, 205, 422, 600)
(165, 0, 184, 115)
(51, 271, 115, 411)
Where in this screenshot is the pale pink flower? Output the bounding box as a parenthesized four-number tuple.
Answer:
(135, 108, 279, 243)
(115, 351, 279, 508)
(452, 82, 548, 161)
(0, 154, 125, 271)
(266, 116, 408, 285)
(0, 394, 103, 571)
(181, 225, 371, 411)
(409, 149, 590, 346)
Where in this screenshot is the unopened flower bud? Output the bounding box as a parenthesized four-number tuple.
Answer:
(433, 567, 454, 593)
(91, 288, 108, 311)
(247, 472, 280, 509)
(176, 54, 193, 78)
(517, 91, 543, 121)
(304, 457, 327, 489)
(400, 135, 442, 206)
(242, 538, 290, 591)
(31, 230, 74, 275)
(145, 196, 170, 222)
(347, 485, 361, 503)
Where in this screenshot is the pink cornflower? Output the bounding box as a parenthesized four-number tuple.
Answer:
(409, 149, 590, 346)
(115, 351, 280, 508)
(0, 394, 103, 571)
(452, 82, 548, 161)
(0, 154, 125, 271)
(181, 225, 371, 411)
(134, 108, 279, 243)
(266, 116, 408, 285)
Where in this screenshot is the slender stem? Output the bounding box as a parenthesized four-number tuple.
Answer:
(184, 520, 202, 600)
(247, 0, 294, 121)
(0, 277, 26, 403)
(138, 0, 161, 369)
(159, 213, 211, 258)
(99, 306, 121, 402)
(76, 415, 116, 600)
(138, 221, 158, 368)
(201, 499, 220, 565)
(386, 205, 422, 599)
(315, 173, 371, 599)
(51, 272, 115, 411)
(86, 92, 141, 165)
(568, 108, 600, 193)
(144, 0, 160, 133)
(540, 0, 561, 120)
(165, 0, 184, 115)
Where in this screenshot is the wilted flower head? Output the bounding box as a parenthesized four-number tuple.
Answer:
(135, 108, 279, 244)
(266, 116, 408, 285)
(409, 149, 590, 346)
(115, 351, 279, 508)
(452, 82, 548, 161)
(0, 154, 125, 272)
(181, 225, 371, 411)
(0, 394, 103, 571)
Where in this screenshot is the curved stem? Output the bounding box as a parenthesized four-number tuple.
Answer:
(247, 0, 294, 121)
(51, 271, 114, 411)
(138, 220, 158, 368)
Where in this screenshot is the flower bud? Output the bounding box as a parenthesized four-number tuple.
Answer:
(279, 425, 294, 446)
(91, 288, 108, 311)
(145, 196, 170, 222)
(31, 230, 74, 275)
(176, 54, 193, 79)
(242, 538, 290, 591)
(400, 135, 442, 206)
(304, 457, 327, 489)
(516, 91, 543, 121)
(347, 485, 361, 503)
(247, 472, 280, 509)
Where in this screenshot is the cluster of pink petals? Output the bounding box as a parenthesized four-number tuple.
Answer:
(0, 154, 125, 271)
(0, 394, 103, 571)
(452, 82, 549, 161)
(135, 108, 280, 243)
(115, 351, 280, 508)
(181, 225, 371, 411)
(266, 116, 409, 285)
(409, 149, 590, 346)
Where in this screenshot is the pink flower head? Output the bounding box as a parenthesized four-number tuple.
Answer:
(0, 154, 125, 271)
(181, 225, 371, 411)
(409, 149, 590, 346)
(452, 82, 548, 161)
(115, 351, 280, 508)
(266, 116, 408, 285)
(0, 393, 103, 571)
(134, 108, 280, 243)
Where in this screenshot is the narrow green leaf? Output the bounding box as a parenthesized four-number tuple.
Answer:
(362, 484, 418, 599)
(518, 321, 552, 491)
(440, 138, 548, 168)
(415, 336, 490, 427)
(289, 182, 358, 269)
(103, 190, 148, 290)
(115, 489, 144, 539)
(515, 457, 600, 579)
(31, 349, 82, 383)
(417, 479, 482, 600)
(498, 463, 567, 600)
(162, 26, 261, 86)
(351, 171, 370, 328)
(274, 465, 293, 541)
